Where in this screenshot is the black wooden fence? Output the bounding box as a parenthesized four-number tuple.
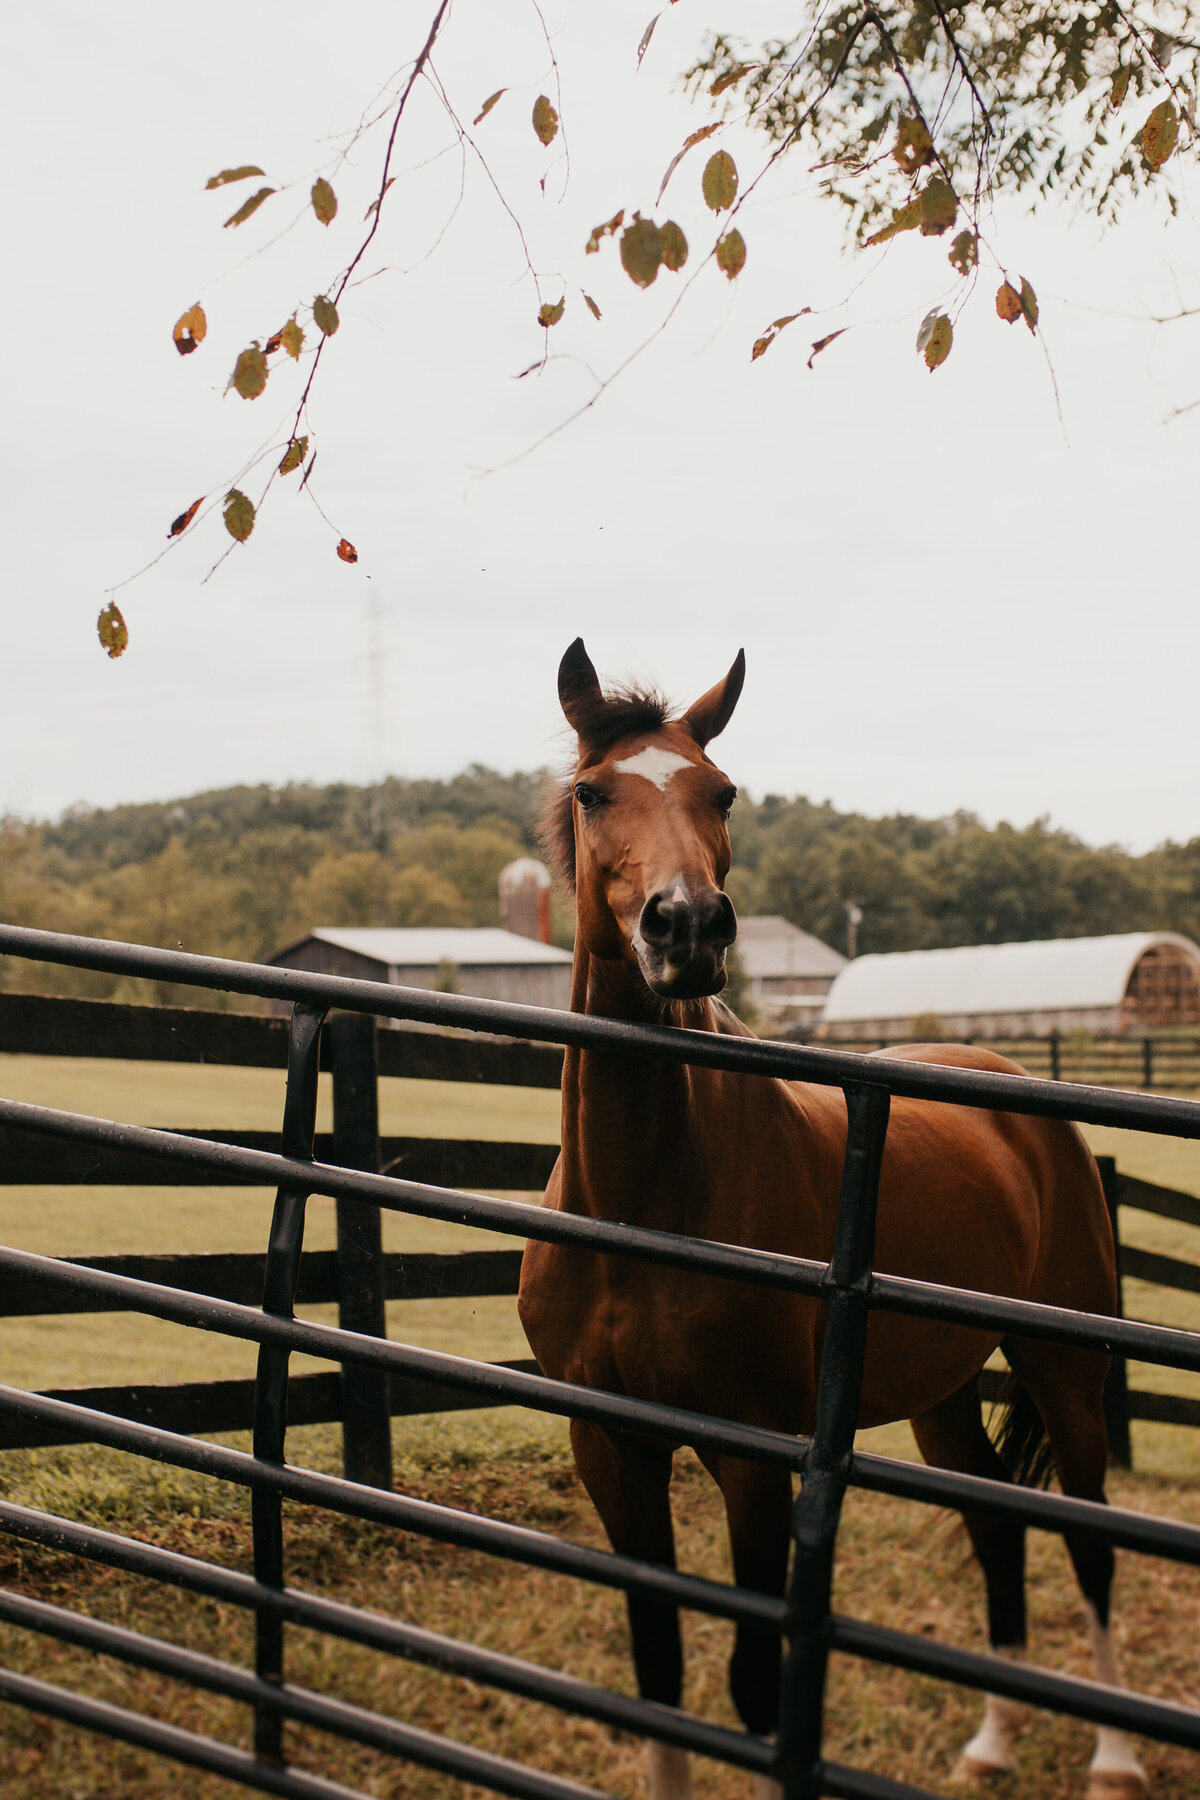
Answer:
(2, 925, 1200, 1800)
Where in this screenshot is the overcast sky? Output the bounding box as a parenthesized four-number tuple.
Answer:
(6, 2, 1199, 851)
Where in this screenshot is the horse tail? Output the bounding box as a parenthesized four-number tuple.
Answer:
(989, 1371, 1057, 1490)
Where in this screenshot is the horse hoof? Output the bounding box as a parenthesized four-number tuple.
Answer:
(1085, 1776, 1147, 1800)
(951, 1753, 1015, 1786)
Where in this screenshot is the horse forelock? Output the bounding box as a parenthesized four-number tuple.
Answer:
(539, 682, 672, 894)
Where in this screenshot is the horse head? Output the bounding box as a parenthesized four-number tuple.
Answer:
(550, 637, 745, 1001)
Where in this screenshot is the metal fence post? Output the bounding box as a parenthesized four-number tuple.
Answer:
(1095, 1154, 1133, 1470)
(252, 1000, 326, 1764)
(330, 1011, 393, 1491)
(776, 1082, 891, 1800)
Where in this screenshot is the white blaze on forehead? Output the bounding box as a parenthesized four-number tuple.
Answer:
(613, 745, 692, 791)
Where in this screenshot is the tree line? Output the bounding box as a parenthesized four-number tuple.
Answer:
(1, 770, 1196, 1006)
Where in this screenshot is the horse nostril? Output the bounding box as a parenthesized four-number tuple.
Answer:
(638, 894, 679, 949)
(704, 892, 737, 948)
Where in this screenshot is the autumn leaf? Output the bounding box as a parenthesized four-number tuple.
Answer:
(280, 317, 304, 359)
(223, 490, 255, 542)
(205, 165, 265, 189)
(715, 229, 747, 280)
(585, 210, 624, 254)
(313, 295, 339, 336)
(1019, 278, 1038, 334)
(363, 178, 395, 221)
(532, 95, 559, 146)
(538, 297, 565, 327)
(807, 330, 846, 369)
(656, 125, 721, 204)
(311, 177, 337, 226)
(702, 150, 738, 212)
(97, 602, 128, 660)
(660, 220, 688, 272)
(865, 176, 957, 246)
(231, 343, 268, 400)
(168, 497, 204, 537)
(1143, 99, 1179, 171)
(172, 303, 207, 356)
(917, 309, 952, 370)
(264, 330, 283, 355)
(710, 63, 758, 97)
(948, 230, 977, 276)
(583, 293, 601, 320)
(995, 281, 1022, 323)
(473, 89, 506, 125)
(636, 15, 659, 69)
(893, 115, 933, 175)
(279, 437, 308, 475)
(620, 214, 663, 287)
(223, 186, 274, 229)
(336, 538, 358, 563)
(750, 312, 807, 360)
(1110, 67, 1131, 110)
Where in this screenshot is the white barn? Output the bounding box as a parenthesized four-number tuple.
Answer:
(269, 926, 574, 1010)
(735, 916, 847, 1030)
(818, 931, 1200, 1041)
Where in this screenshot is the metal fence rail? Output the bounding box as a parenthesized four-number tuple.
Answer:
(1, 921, 1200, 1799)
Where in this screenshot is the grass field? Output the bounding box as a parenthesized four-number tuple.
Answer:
(0, 1053, 1199, 1795)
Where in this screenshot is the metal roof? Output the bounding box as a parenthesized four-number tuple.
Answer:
(821, 932, 1200, 1023)
(736, 916, 847, 981)
(302, 927, 572, 968)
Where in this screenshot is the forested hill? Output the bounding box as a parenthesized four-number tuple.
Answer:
(1, 768, 1197, 1004)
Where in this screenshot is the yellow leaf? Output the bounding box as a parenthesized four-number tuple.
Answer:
(532, 95, 559, 147)
(538, 297, 565, 327)
(917, 176, 957, 236)
(172, 302, 207, 357)
(1019, 277, 1038, 334)
(473, 89, 507, 126)
(279, 436, 308, 475)
(995, 281, 1022, 323)
(97, 601, 128, 659)
(585, 210, 624, 254)
(864, 195, 923, 246)
(223, 490, 255, 542)
(311, 177, 337, 226)
(660, 220, 688, 272)
(715, 229, 746, 280)
(583, 293, 601, 321)
(948, 230, 977, 276)
(205, 165, 265, 189)
(223, 186, 275, 229)
(710, 63, 758, 97)
(1111, 66, 1130, 110)
(916, 310, 952, 370)
(893, 115, 933, 175)
(620, 214, 662, 288)
(280, 317, 304, 359)
(702, 150, 738, 212)
(313, 295, 339, 336)
(230, 343, 268, 400)
(1143, 99, 1179, 170)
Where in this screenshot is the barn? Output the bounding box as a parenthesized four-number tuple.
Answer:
(818, 930, 1200, 1041)
(735, 915, 847, 1031)
(268, 926, 574, 1010)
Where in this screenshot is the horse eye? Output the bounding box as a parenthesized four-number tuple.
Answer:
(574, 783, 605, 811)
(716, 786, 738, 817)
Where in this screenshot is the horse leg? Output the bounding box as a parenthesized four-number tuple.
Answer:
(1005, 1344, 1147, 1800)
(695, 1451, 792, 1800)
(910, 1378, 1033, 1784)
(569, 1420, 692, 1800)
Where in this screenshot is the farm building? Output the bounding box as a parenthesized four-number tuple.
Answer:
(736, 915, 847, 1030)
(268, 926, 573, 1010)
(818, 931, 1200, 1041)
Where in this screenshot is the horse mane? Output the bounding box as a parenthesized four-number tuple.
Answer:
(538, 681, 669, 894)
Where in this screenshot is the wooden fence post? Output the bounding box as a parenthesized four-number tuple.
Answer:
(1142, 1038, 1154, 1090)
(1049, 1030, 1061, 1083)
(330, 1011, 393, 1490)
(1095, 1155, 1132, 1470)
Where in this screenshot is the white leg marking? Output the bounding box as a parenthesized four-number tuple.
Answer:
(646, 1740, 694, 1800)
(1084, 1601, 1147, 1798)
(956, 1648, 1032, 1778)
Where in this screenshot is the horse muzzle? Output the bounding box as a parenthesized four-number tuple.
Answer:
(634, 886, 737, 999)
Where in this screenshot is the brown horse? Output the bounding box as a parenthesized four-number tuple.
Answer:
(518, 641, 1144, 1800)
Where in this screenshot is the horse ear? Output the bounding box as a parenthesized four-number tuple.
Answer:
(558, 638, 603, 737)
(682, 649, 745, 748)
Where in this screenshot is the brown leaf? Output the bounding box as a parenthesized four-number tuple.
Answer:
(947, 230, 977, 276)
(750, 312, 807, 360)
(620, 214, 662, 288)
(473, 89, 507, 126)
(636, 14, 659, 69)
(702, 150, 738, 212)
(223, 490, 255, 542)
(715, 229, 746, 280)
(311, 177, 337, 226)
(532, 95, 559, 147)
(363, 177, 396, 221)
(231, 343, 268, 400)
(1019, 277, 1038, 334)
(710, 63, 758, 97)
(893, 115, 933, 175)
(538, 297, 565, 327)
(97, 602, 128, 660)
(585, 210, 624, 254)
(280, 317, 304, 359)
(660, 220, 688, 272)
(205, 165, 265, 189)
(656, 124, 721, 205)
(1110, 66, 1131, 111)
(264, 331, 282, 355)
(995, 281, 1022, 323)
(279, 437, 308, 476)
(583, 293, 601, 321)
(917, 176, 957, 236)
(223, 186, 275, 229)
(807, 330, 846, 369)
(336, 538, 358, 563)
(172, 303, 207, 356)
(168, 497, 204, 538)
(917, 309, 952, 370)
(313, 295, 339, 336)
(1143, 99, 1179, 171)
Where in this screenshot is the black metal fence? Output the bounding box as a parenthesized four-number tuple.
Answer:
(1, 922, 1200, 1800)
